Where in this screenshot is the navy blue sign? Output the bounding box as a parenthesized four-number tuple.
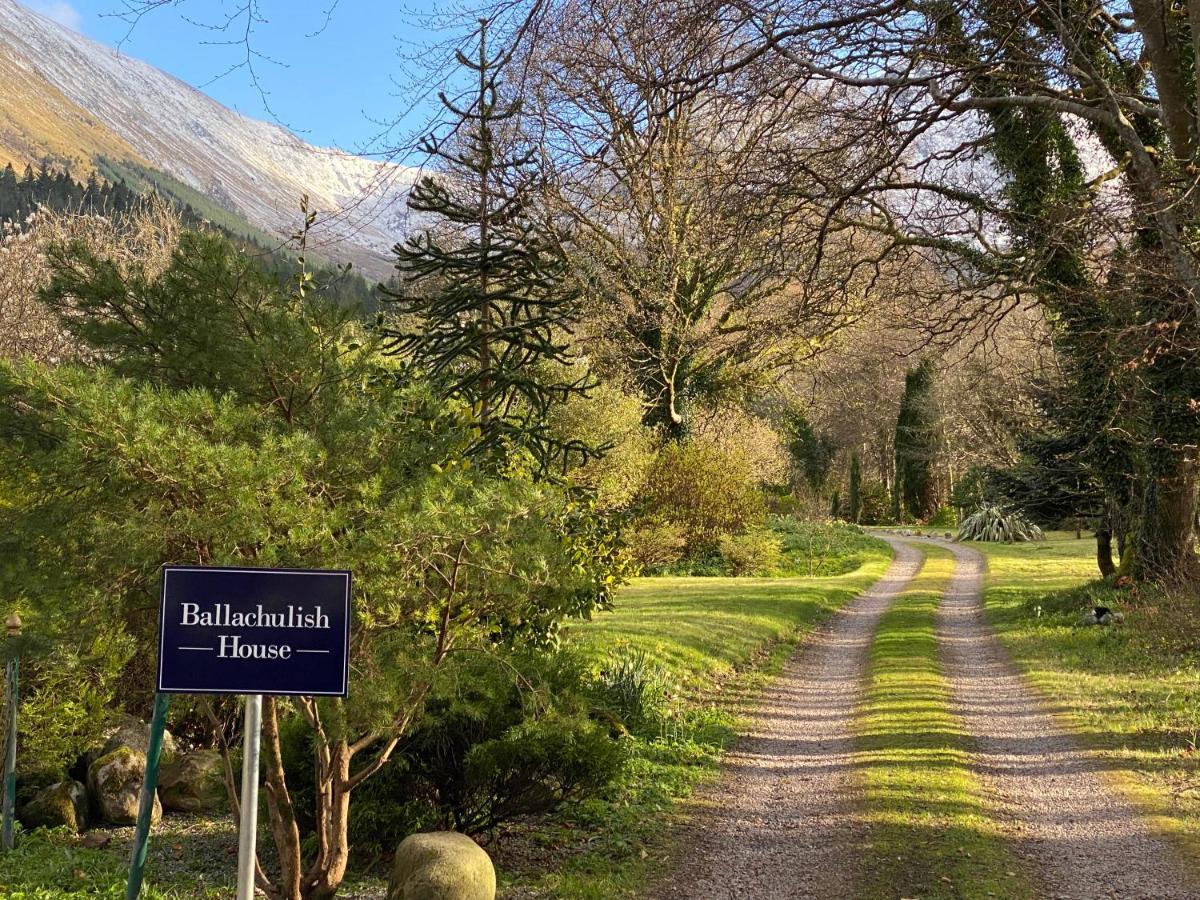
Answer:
(157, 566, 351, 697)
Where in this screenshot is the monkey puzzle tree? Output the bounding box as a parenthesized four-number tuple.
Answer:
(381, 19, 593, 471)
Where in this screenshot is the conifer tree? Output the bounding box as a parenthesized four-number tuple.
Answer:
(848, 452, 862, 524)
(381, 19, 592, 471)
(894, 359, 940, 521)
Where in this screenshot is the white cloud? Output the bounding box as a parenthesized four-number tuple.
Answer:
(28, 1, 83, 32)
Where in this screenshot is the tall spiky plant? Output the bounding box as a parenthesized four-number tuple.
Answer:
(381, 19, 594, 472)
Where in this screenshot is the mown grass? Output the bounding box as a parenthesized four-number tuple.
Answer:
(977, 532, 1200, 866)
(855, 545, 1034, 900)
(495, 542, 893, 898)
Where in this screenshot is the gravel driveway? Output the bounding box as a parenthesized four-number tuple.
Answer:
(647, 535, 1200, 900)
(920, 536, 1200, 900)
(646, 542, 924, 900)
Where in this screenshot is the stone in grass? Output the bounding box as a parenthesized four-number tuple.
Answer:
(19, 779, 88, 832)
(388, 831, 496, 900)
(159, 749, 228, 814)
(88, 746, 161, 826)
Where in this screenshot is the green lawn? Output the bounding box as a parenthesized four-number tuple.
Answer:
(574, 554, 892, 698)
(495, 544, 893, 898)
(976, 532, 1200, 863)
(855, 546, 1033, 900)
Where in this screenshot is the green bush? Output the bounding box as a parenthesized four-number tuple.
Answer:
(626, 516, 689, 572)
(10, 626, 134, 798)
(958, 503, 1044, 542)
(718, 528, 784, 576)
(638, 438, 765, 549)
(459, 712, 626, 833)
(857, 480, 892, 526)
(771, 517, 889, 576)
(590, 647, 675, 737)
(279, 646, 625, 856)
(546, 373, 659, 510)
(927, 506, 958, 527)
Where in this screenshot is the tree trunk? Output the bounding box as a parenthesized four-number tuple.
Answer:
(302, 743, 352, 900)
(1096, 528, 1116, 578)
(262, 697, 303, 900)
(1135, 458, 1198, 582)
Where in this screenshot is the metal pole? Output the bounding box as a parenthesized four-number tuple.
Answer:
(237, 694, 262, 900)
(125, 692, 170, 900)
(2, 612, 21, 852)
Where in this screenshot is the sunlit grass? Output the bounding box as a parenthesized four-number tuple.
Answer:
(856, 546, 1034, 900)
(499, 546, 894, 898)
(571, 554, 893, 700)
(976, 532, 1200, 867)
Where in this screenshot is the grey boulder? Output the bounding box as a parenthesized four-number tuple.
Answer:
(159, 749, 227, 813)
(388, 831, 496, 900)
(88, 746, 160, 825)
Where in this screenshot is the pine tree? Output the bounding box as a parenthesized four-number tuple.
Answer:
(0, 163, 16, 220)
(380, 19, 593, 471)
(848, 452, 862, 524)
(894, 359, 941, 521)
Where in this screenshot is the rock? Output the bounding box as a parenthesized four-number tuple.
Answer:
(945, 532, 953, 540)
(388, 832, 496, 900)
(19, 780, 88, 832)
(88, 746, 160, 825)
(159, 750, 227, 813)
(100, 714, 177, 761)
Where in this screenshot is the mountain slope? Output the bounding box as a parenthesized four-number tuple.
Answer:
(0, 0, 415, 276)
(0, 48, 147, 175)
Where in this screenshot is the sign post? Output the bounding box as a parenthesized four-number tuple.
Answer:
(236, 695, 262, 900)
(125, 566, 350, 899)
(2, 613, 20, 852)
(125, 692, 170, 900)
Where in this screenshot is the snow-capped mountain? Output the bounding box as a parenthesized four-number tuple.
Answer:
(0, 0, 418, 276)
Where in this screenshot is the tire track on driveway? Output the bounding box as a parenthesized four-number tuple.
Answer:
(920, 536, 1199, 900)
(648, 541, 924, 900)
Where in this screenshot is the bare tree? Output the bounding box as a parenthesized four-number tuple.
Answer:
(513, 0, 904, 437)
(538, 0, 1200, 578)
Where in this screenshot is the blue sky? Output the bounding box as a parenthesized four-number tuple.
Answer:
(25, 0, 472, 157)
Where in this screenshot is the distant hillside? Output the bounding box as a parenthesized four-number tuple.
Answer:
(0, 161, 383, 312)
(0, 0, 419, 278)
(0, 43, 143, 174)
